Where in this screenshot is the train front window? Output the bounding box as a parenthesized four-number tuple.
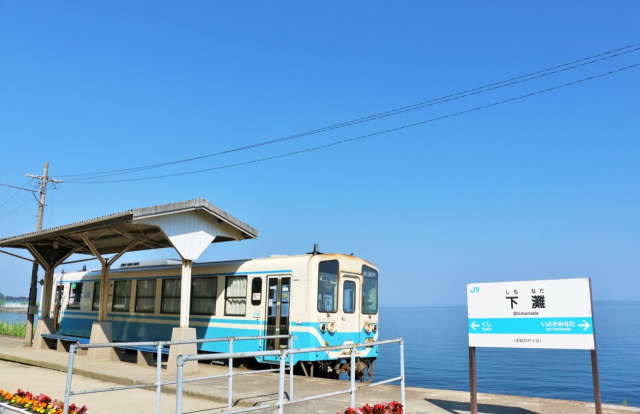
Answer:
(343, 280, 356, 313)
(318, 260, 338, 313)
(68, 283, 83, 310)
(362, 265, 378, 315)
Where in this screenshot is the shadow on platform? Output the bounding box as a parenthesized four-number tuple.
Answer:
(426, 399, 539, 414)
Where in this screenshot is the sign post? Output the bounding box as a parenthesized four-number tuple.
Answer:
(466, 278, 601, 414)
(469, 346, 477, 414)
(588, 279, 602, 414)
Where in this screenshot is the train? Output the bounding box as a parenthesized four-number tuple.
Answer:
(42, 249, 379, 377)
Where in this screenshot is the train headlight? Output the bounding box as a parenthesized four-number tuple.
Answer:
(372, 324, 378, 333)
(327, 322, 336, 334)
(364, 323, 372, 333)
(319, 323, 327, 333)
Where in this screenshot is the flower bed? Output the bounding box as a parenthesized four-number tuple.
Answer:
(0, 389, 87, 414)
(338, 401, 403, 414)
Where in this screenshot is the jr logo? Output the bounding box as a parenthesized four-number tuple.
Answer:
(469, 287, 480, 293)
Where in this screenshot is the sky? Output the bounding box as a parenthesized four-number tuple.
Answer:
(0, 2, 638, 306)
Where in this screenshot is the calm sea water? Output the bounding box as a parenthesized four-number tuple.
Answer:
(2, 305, 638, 405)
(377, 305, 640, 406)
(0, 312, 31, 324)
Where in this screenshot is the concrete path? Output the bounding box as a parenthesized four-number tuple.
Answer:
(0, 335, 637, 414)
(0, 360, 215, 414)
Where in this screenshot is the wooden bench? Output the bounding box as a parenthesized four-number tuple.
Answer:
(111, 344, 170, 367)
(40, 334, 90, 354)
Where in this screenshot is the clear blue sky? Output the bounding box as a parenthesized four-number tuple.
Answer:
(1, 2, 638, 306)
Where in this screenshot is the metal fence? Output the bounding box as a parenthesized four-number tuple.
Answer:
(62, 334, 292, 414)
(175, 338, 405, 414)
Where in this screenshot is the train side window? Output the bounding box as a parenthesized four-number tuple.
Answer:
(362, 265, 379, 315)
(161, 278, 181, 314)
(343, 280, 356, 313)
(225, 276, 247, 316)
(92, 282, 101, 311)
(318, 260, 338, 313)
(135, 279, 156, 313)
(192, 277, 217, 315)
(67, 282, 83, 310)
(251, 278, 262, 306)
(112, 280, 132, 312)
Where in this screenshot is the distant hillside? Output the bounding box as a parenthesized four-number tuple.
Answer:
(0, 292, 28, 303)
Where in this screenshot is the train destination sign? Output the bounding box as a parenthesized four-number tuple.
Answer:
(467, 278, 595, 350)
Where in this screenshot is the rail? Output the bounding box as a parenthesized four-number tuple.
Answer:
(62, 334, 292, 414)
(175, 338, 405, 414)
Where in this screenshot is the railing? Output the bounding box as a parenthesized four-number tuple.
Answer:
(62, 334, 292, 414)
(175, 338, 405, 414)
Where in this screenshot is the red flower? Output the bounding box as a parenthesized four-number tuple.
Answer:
(339, 400, 403, 414)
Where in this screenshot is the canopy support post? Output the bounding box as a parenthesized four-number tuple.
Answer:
(168, 258, 198, 374)
(81, 235, 139, 359)
(26, 244, 78, 349)
(81, 235, 139, 322)
(25, 244, 51, 314)
(179, 259, 192, 328)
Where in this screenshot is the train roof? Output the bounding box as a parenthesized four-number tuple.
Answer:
(57, 252, 376, 276)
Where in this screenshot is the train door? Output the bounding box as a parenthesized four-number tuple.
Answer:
(341, 274, 361, 342)
(264, 275, 291, 361)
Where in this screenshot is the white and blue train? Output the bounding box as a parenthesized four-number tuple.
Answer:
(44, 250, 379, 376)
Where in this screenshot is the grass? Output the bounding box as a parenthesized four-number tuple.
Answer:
(0, 319, 26, 338)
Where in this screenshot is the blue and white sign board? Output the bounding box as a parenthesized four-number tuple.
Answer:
(467, 278, 594, 350)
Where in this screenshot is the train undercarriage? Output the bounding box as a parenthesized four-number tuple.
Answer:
(298, 358, 376, 383)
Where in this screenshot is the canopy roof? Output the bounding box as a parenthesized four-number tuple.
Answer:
(0, 198, 259, 267)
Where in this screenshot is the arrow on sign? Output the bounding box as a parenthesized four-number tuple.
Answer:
(579, 320, 590, 331)
(470, 321, 479, 330)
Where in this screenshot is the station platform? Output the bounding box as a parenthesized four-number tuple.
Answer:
(0, 335, 637, 414)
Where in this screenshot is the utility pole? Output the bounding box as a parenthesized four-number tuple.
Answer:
(24, 162, 61, 346)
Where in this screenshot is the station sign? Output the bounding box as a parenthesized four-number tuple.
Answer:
(467, 278, 594, 350)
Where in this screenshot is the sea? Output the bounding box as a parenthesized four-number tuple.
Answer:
(2, 304, 638, 406)
(376, 305, 640, 407)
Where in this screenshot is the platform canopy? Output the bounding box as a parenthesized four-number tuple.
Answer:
(0, 198, 258, 265)
(0, 198, 259, 326)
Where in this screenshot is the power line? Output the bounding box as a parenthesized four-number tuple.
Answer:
(0, 196, 34, 220)
(0, 179, 35, 210)
(0, 181, 37, 192)
(58, 41, 640, 181)
(63, 62, 639, 184)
